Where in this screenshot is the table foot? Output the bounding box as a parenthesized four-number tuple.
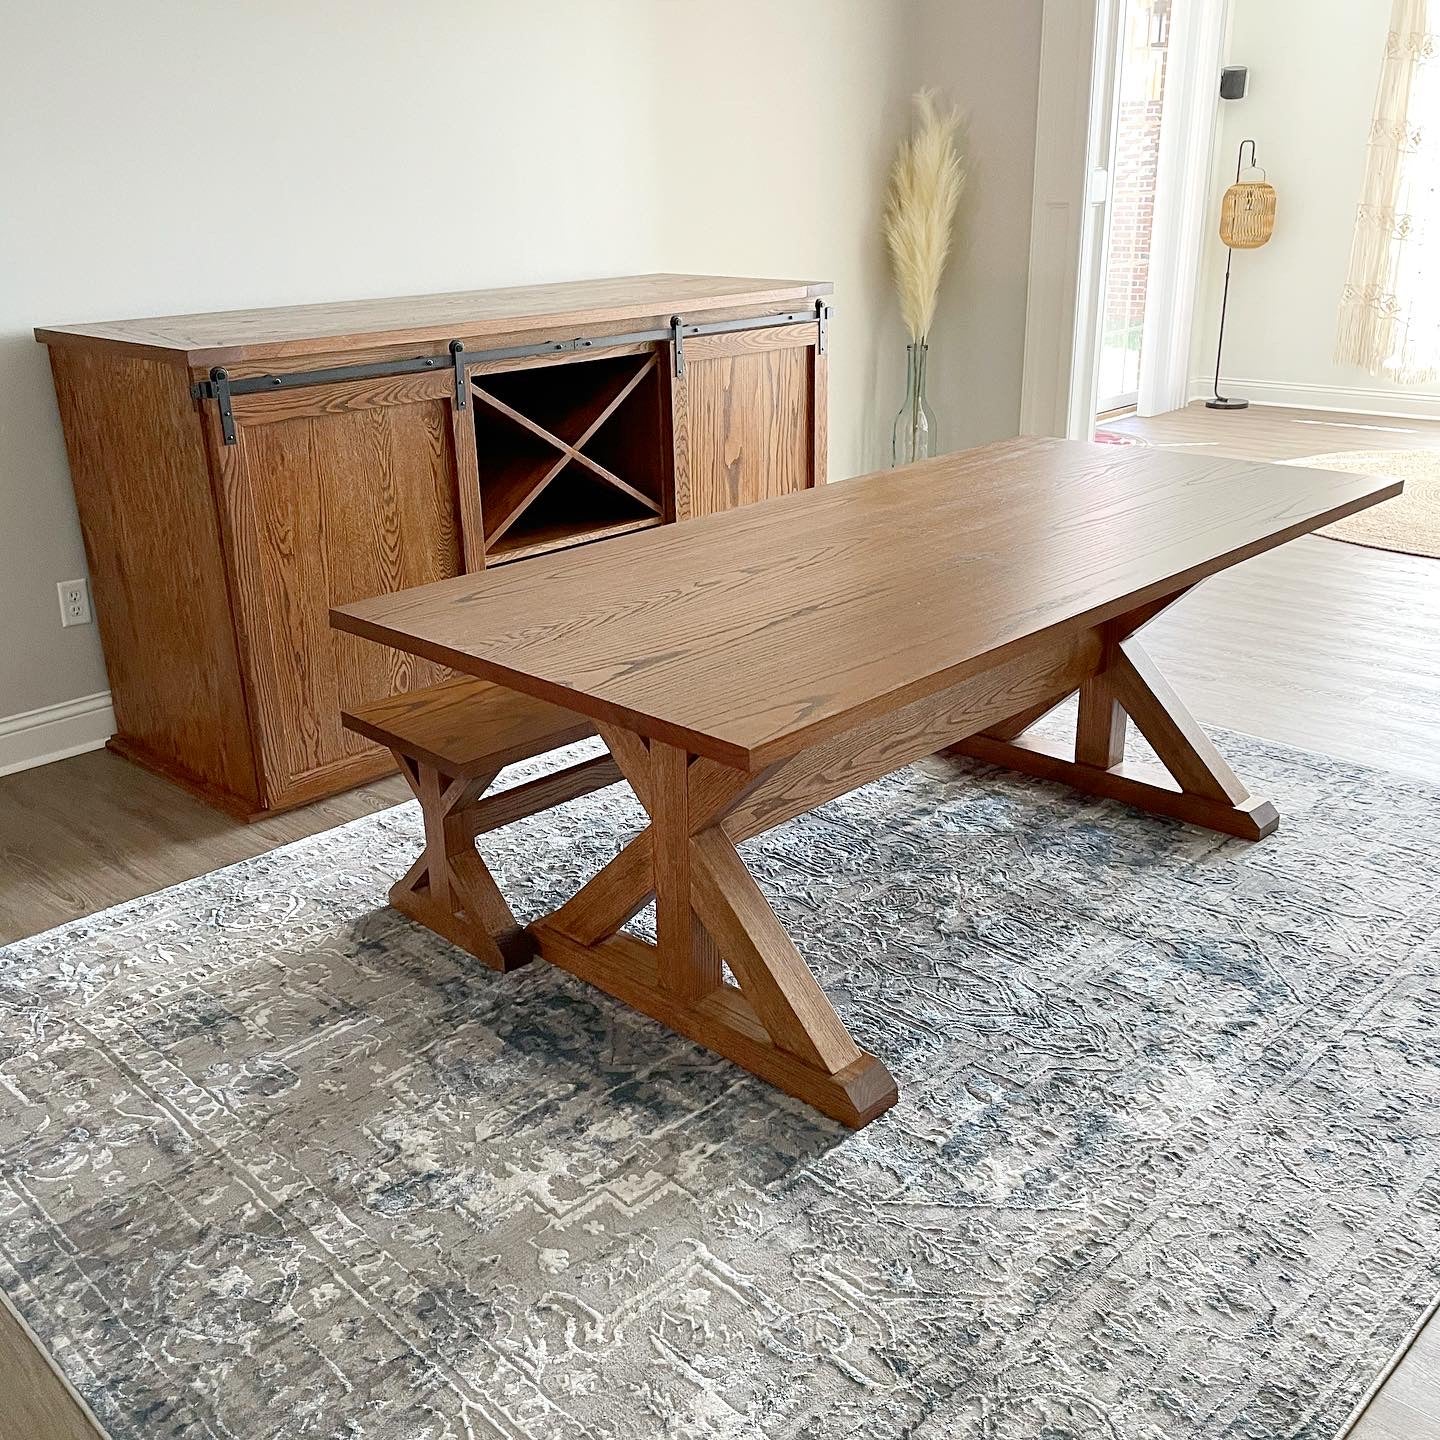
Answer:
(956, 734, 1279, 840)
(948, 602, 1280, 842)
(532, 925, 897, 1128)
(390, 881, 535, 971)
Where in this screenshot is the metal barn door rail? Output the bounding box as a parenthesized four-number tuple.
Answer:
(194, 301, 831, 444)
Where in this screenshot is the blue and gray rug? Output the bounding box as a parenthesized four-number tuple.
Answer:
(1, 728, 1438, 1440)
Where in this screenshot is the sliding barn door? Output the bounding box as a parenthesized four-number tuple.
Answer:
(670, 323, 826, 519)
(206, 372, 475, 808)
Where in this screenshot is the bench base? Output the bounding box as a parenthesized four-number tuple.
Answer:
(392, 881, 535, 972)
(386, 748, 621, 973)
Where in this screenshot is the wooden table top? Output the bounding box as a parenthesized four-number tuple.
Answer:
(332, 437, 1400, 770)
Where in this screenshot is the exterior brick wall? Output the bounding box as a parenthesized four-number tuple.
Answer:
(1106, 93, 1166, 336)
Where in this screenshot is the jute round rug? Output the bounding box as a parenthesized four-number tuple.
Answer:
(1, 729, 1438, 1439)
(1287, 449, 1440, 559)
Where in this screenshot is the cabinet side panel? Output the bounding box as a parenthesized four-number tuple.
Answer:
(46, 347, 259, 802)
(678, 339, 815, 519)
(239, 399, 462, 799)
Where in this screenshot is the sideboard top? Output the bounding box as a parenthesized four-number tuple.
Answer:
(35, 273, 832, 368)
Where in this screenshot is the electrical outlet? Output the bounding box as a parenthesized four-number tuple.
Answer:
(58, 578, 92, 627)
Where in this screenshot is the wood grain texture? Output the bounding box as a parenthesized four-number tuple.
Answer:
(650, 743, 722, 1001)
(689, 829, 861, 1072)
(1115, 403, 1440, 788)
(812, 341, 828, 485)
(47, 347, 259, 804)
(228, 370, 453, 425)
(943, 597, 1274, 841)
(678, 333, 815, 519)
(39, 278, 829, 816)
(470, 352, 664, 560)
(1106, 399, 1440, 461)
(1075, 626, 1127, 768)
(346, 676, 622, 974)
(460, 754, 622, 840)
(593, 722, 652, 810)
(0, 1293, 106, 1440)
(234, 393, 464, 805)
(6, 410, 1438, 1438)
(1349, 1306, 1440, 1440)
(722, 628, 1101, 842)
(385, 753, 528, 973)
(36, 273, 831, 366)
(333, 438, 1401, 771)
(530, 925, 897, 1129)
(959, 732, 1281, 841)
(547, 830, 656, 947)
(0, 746, 411, 947)
(1107, 639, 1250, 803)
(342, 675, 594, 777)
(451, 394, 486, 574)
(4, 409, 1437, 1428)
(518, 705, 891, 1123)
(209, 315, 785, 387)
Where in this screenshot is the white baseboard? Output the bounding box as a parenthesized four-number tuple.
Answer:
(1186, 376, 1440, 422)
(0, 691, 115, 778)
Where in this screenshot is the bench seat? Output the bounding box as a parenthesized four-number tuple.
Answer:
(343, 675, 596, 778)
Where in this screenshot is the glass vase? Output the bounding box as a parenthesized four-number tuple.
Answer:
(891, 341, 934, 466)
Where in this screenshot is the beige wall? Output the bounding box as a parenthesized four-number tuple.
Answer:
(0, 1, 1041, 739)
(914, 0, 1044, 453)
(1191, 0, 1440, 410)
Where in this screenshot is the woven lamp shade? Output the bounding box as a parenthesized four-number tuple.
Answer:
(1218, 180, 1277, 249)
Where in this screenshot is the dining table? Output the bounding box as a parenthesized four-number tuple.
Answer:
(331, 436, 1400, 1128)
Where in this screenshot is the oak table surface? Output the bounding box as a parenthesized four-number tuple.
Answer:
(332, 436, 1399, 770)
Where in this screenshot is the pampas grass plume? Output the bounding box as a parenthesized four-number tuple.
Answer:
(884, 90, 966, 343)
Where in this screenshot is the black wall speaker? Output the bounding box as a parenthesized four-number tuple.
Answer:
(1220, 66, 1248, 100)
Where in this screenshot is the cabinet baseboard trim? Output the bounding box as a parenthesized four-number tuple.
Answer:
(0, 691, 114, 778)
(1186, 376, 1440, 421)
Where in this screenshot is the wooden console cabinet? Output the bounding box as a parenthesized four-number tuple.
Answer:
(38, 274, 831, 817)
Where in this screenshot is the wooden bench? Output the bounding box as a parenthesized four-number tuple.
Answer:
(342, 676, 622, 972)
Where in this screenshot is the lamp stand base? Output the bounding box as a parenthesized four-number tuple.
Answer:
(1205, 397, 1250, 411)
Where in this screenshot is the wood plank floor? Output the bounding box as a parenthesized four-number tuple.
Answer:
(0, 752, 409, 947)
(1106, 399, 1440, 462)
(0, 402, 1436, 1438)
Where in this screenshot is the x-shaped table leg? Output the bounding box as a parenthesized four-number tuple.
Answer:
(530, 725, 898, 1128)
(529, 590, 1275, 1126)
(951, 589, 1279, 840)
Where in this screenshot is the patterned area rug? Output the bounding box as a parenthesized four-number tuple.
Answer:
(2, 729, 1439, 1440)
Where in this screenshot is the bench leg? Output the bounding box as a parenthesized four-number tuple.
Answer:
(388, 751, 533, 972)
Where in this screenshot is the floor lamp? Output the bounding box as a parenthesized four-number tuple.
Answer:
(1207, 139, 1277, 410)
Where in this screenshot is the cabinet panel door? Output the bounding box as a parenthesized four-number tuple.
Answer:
(216, 376, 469, 806)
(671, 325, 826, 520)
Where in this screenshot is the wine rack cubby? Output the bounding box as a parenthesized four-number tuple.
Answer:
(472, 353, 667, 564)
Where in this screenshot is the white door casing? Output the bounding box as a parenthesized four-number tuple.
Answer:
(1019, 0, 1124, 439)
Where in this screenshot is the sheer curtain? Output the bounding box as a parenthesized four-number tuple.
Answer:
(1336, 0, 1440, 383)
